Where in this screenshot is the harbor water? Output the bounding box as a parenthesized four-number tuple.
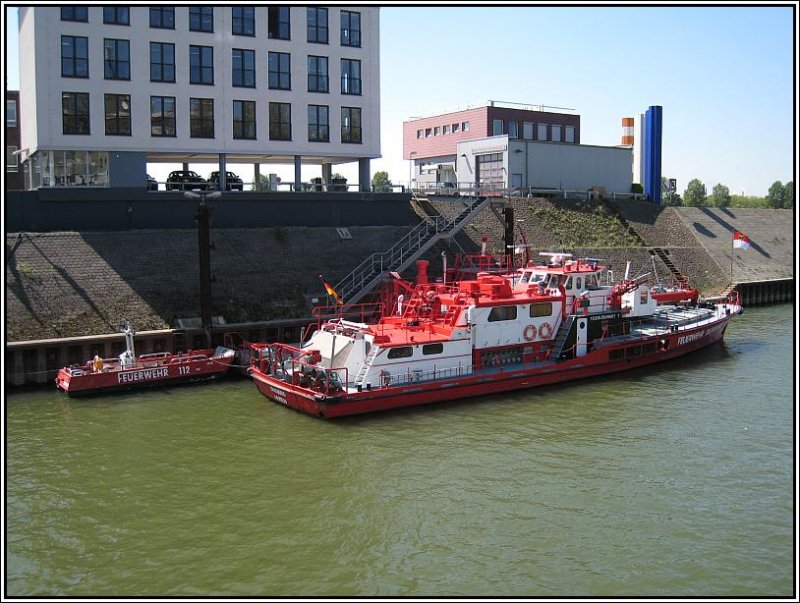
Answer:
(5, 304, 794, 597)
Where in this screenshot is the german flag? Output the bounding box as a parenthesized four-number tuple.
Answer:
(320, 276, 343, 305)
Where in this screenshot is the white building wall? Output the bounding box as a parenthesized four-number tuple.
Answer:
(525, 141, 632, 194)
(19, 6, 380, 160)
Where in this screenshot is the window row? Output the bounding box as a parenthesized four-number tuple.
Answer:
(494, 119, 576, 143)
(416, 121, 471, 139)
(62, 37, 363, 94)
(60, 92, 363, 143)
(61, 7, 362, 46)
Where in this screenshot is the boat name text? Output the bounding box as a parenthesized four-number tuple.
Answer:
(118, 368, 169, 383)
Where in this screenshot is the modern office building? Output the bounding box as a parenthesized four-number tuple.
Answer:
(17, 6, 380, 191)
(5, 90, 23, 190)
(403, 101, 632, 196)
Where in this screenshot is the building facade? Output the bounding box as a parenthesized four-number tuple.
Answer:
(18, 6, 380, 191)
(5, 90, 23, 190)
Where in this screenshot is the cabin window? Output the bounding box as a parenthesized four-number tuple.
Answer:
(488, 306, 518, 322)
(565, 276, 573, 290)
(625, 346, 642, 359)
(530, 302, 552, 318)
(586, 274, 599, 289)
(387, 346, 413, 359)
(576, 277, 583, 289)
(422, 343, 443, 355)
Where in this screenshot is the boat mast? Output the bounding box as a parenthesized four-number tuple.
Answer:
(123, 322, 136, 363)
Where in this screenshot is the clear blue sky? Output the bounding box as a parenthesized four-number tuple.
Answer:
(5, 5, 796, 196)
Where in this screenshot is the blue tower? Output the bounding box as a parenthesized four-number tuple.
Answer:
(643, 105, 663, 204)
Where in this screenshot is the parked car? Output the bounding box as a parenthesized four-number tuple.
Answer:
(166, 170, 208, 191)
(146, 174, 158, 191)
(208, 171, 244, 191)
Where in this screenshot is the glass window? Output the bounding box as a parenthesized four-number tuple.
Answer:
(104, 94, 131, 136)
(150, 42, 175, 83)
(61, 7, 88, 22)
(387, 346, 413, 359)
(150, 7, 174, 29)
(552, 125, 562, 142)
(416, 129, 423, 139)
(341, 58, 361, 95)
(103, 39, 130, 80)
(62, 92, 90, 135)
(7, 100, 17, 126)
(307, 7, 328, 43)
(492, 119, 503, 135)
(341, 107, 361, 144)
(565, 125, 576, 143)
(462, 121, 470, 131)
(537, 123, 548, 140)
(268, 52, 291, 90)
(190, 97, 214, 138)
(268, 6, 291, 40)
(233, 100, 256, 139)
(7, 145, 19, 172)
(425, 128, 431, 138)
(434, 126, 440, 136)
(190, 45, 214, 85)
(150, 96, 176, 137)
(341, 10, 361, 47)
(488, 306, 518, 322)
(530, 302, 553, 318)
(232, 49, 255, 88)
(423, 343, 443, 355)
(308, 104, 329, 142)
(189, 6, 214, 32)
(452, 123, 459, 132)
(232, 7, 255, 36)
(308, 56, 328, 92)
(523, 122, 534, 140)
(103, 7, 129, 25)
(61, 36, 89, 78)
(443, 124, 450, 134)
(508, 121, 519, 138)
(269, 102, 292, 141)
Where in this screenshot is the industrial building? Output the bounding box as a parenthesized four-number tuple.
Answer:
(5, 90, 23, 190)
(17, 6, 380, 191)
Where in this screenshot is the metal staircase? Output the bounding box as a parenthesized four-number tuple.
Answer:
(334, 196, 492, 305)
(354, 345, 380, 385)
(651, 247, 690, 287)
(550, 316, 576, 361)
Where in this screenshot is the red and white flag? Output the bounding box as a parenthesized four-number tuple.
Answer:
(732, 230, 751, 250)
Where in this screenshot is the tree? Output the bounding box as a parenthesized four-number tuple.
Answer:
(766, 180, 785, 208)
(683, 179, 707, 207)
(783, 181, 794, 208)
(371, 171, 392, 192)
(711, 183, 731, 208)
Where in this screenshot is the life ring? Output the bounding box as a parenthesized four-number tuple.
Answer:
(539, 322, 554, 340)
(523, 324, 537, 341)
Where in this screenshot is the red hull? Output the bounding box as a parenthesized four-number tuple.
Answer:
(251, 317, 731, 419)
(56, 350, 234, 396)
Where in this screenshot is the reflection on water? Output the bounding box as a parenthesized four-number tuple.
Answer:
(5, 305, 794, 596)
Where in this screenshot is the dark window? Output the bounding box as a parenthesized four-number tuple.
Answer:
(103, 39, 130, 80)
(150, 42, 175, 83)
(232, 7, 255, 36)
(423, 343, 444, 355)
(190, 45, 214, 85)
(307, 56, 328, 92)
(233, 100, 256, 140)
(150, 7, 174, 29)
(387, 346, 413, 359)
(269, 102, 291, 141)
(61, 36, 89, 78)
(150, 96, 176, 137)
(308, 104, 329, 142)
(341, 10, 361, 47)
(190, 98, 214, 138)
(530, 302, 552, 318)
(103, 6, 129, 25)
(189, 6, 214, 32)
(625, 345, 643, 359)
(104, 94, 131, 136)
(341, 58, 361, 95)
(268, 6, 291, 39)
(307, 7, 328, 43)
(492, 119, 503, 136)
(268, 52, 291, 90)
(62, 92, 90, 135)
(609, 348, 624, 361)
(232, 49, 255, 88)
(508, 121, 519, 138)
(488, 305, 518, 322)
(341, 107, 361, 144)
(61, 7, 88, 22)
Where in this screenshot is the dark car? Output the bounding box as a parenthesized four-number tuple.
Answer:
(166, 170, 208, 191)
(208, 171, 244, 191)
(146, 174, 158, 191)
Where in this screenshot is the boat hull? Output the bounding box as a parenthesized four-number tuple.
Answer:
(251, 314, 733, 419)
